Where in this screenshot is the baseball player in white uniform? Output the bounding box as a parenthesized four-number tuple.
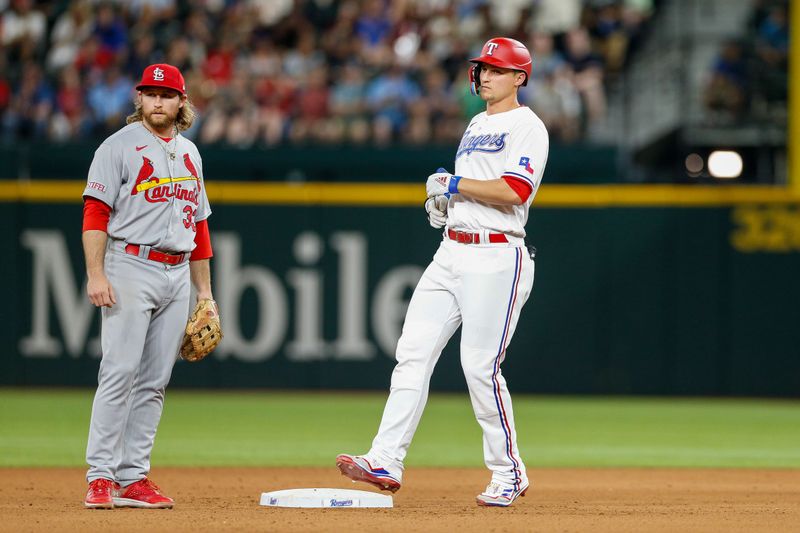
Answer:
(337, 38, 548, 507)
(82, 64, 214, 509)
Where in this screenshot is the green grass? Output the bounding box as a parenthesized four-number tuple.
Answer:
(1, 389, 799, 468)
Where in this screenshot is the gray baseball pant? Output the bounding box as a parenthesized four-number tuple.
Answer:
(86, 242, 189, 486)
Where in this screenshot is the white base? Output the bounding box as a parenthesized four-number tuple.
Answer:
(260, 488, 393, 508)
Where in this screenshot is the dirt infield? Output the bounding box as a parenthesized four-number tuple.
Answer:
(2, 467, 799, 532)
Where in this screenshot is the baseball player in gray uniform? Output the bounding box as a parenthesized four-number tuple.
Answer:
(337, 38, 548, 507)
(82, 64, 214, 509)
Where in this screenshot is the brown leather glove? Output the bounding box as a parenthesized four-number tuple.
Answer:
(180, 298, 222, 362)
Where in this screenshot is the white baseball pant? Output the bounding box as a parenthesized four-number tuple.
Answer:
(368, 238, 534, 489)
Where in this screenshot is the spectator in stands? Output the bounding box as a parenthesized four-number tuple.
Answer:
(289, 65, 331, 143)
(321, 1, 361, 69)
(355, 0, 393, 53)
(181, 9, 213, 66)
(248, 0, 293, 28)
(2, 62, 53, 139)
(586, 1, 629, 75)
(0, 0, 649, 146)
(47, 1, 94, 74)
(284, 32, 325, 81)
(520, 33, 582, 142)
(365, 64, 421, 145)
(753, 2, 788, 103)
(704, 40, 749, 120)
(86, 66, 133, 134)
(564, 27, 607, 126)
(755, 3, 788, 67)
(417, 67, 461, 143)
(203, 36, 237, 87)
(246, 38, 282, 79)
(530, 0, 583, 37)
(50, 66, 88, 141)
(1, 0, 46, 65)
(126, 35, 159, 81)
(0, 56, 10, 116)
(93, 3, 127, 56)
(329, 62, 369, 144)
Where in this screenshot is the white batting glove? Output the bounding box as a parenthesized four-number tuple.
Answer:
(425, 195, 449, 229)
(426, 167, 462, 198)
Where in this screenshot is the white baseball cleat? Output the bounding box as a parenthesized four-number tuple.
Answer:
(475, 480, 530, 507)
(336, 454, 402, 493)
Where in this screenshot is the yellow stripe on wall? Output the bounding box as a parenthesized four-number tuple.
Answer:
(2, 180, 800, 207)
(0, 180, 87, 202)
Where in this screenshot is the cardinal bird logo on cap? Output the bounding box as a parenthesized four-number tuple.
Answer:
(131, 157, 155, 195)
(183, 153, 201, 191)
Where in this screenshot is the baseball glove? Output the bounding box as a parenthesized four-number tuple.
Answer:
(180, 298, 223, 362)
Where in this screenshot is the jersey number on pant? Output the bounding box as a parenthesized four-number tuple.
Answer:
(183, 205, 197, 232)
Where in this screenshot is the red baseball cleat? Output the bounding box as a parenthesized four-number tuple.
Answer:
(113, 478, 174, 509)
(84, 478, 119, 509)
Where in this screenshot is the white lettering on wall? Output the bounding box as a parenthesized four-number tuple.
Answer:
(19, 230, 98, 358)
(330, 232, 374, 360)
(214, 233, 288, 362)
(371, 266, 423, 357)
(20, 229, 421, 363)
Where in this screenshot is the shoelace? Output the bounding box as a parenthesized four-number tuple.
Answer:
(140, 478, 161, 492)
(484, 482, 502, 495)
(91, 478, 114, 491)
(484, 482, 514, 497)
(126, 478, 161, 496)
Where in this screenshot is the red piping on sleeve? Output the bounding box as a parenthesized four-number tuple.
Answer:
(191, 218, 213, 260)
(502, 176, 533, 203)
(82, 196, 112, 232)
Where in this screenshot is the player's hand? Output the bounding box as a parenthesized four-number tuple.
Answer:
(426, 167, 462, 198)
(425, 194, 448, 229)
(87, 274, 117, 308)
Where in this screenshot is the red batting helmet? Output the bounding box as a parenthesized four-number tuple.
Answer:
(468, 37, 532, 95)
(136, 63, 186, 95)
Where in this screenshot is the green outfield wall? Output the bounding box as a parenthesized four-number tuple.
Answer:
(0, 142, 618, 183)
(2, 183, 800, 396)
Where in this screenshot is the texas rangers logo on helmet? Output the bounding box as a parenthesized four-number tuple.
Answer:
(153, 67, 165, 81)
(486, 42, 499, 56)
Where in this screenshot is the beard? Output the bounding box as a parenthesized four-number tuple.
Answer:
(143, 108, 178, 131)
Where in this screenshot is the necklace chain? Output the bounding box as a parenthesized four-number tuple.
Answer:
(142, 122, 177, 161)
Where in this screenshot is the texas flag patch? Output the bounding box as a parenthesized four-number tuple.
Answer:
(519, 156, 534, 174)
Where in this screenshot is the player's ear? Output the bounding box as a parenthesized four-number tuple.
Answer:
(179, 95, 186, 109)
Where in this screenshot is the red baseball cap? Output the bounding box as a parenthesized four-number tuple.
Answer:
(136, 63, 186, 95)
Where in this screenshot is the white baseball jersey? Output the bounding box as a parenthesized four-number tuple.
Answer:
(450, 105, 549, 238)
(83, 122, 211, 253)
(344, 101, 546, 499)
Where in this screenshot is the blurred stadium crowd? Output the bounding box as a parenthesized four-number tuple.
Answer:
(703, 0, 788, 125)
(0, 0, 657, 146)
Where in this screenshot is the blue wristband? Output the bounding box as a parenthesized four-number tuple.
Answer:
(449, 175, 462, 194)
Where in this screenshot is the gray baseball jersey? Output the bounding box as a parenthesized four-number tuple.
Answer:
(83, 122, 211, 252)
(84, 121, 210, 488)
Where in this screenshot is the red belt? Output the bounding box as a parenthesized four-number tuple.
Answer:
(447, 229, 508, 244)
(125, 244, 187, 265)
